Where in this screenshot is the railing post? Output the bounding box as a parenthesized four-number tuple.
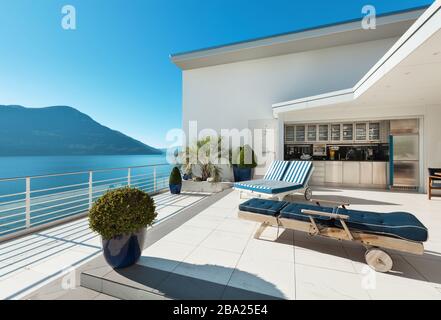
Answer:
(153, 167, 157, 192)
(25, 177, 31, 229)
(128, 168, 131, 187)
(89, 171, 93, 210)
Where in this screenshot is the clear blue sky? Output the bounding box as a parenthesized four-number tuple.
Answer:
(0, 0, 433, 148)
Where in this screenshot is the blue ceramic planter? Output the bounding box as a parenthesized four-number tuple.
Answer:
(169, 184, 182, 194)
(233, 166, 252, 182)
(102, 229, 146, 269)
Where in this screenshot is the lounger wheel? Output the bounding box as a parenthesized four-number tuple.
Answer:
(365, 248, 393, 273)
(304, 187, 312, 201)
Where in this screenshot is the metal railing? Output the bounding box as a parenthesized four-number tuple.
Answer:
(0, 163, 172, 242)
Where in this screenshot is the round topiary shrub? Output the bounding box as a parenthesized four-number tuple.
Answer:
(169, 167, 182, 185)
(89, 187, 157, 240)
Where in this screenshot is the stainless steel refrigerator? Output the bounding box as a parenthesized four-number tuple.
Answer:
(390, 119, 419, 188)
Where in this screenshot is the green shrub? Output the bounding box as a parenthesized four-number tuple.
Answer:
(236, 145, 257, 169)
(89, 187, 157, 240)
(169, 167, 182, 185)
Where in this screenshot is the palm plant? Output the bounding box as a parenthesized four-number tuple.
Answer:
(179, 136, 227, 182)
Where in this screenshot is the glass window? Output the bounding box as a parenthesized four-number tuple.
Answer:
(356, 123, 367, 140)
(307, 125, 317, 141)
(295, 125, 305, 142)
(331, 124, 341, 141)
(369, 123, 380, 140)
(343, 124, 353, 141)
(319, 125, 329, 141)
(285, 126, 294, 142)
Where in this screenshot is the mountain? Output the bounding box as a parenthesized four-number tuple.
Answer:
(0, 105, 162, 156)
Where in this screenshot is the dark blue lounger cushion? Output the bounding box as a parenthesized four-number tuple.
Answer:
(234, 180, 303, 194)
(239, 198, 288, 216)
(280, 203, 336, 227)
(240, 198, 428, 242)
(280, 204, 428, 242)
(336, 208, 428, 242)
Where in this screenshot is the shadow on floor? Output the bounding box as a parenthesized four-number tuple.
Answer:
(289, 194, 399, 206)
(308, 187, 344, 193)
(262, 229, 441, 285)
(112, 257, 285, 300)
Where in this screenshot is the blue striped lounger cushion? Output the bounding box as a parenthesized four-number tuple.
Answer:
(234, 180, 303, 194)
(282, 161, 313, 186)
(263, 160, 290, 181)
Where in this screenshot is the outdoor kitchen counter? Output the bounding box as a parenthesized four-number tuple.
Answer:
(310, 161, 389, 187)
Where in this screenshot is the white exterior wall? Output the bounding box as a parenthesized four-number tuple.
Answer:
(182, 38, 398, 136)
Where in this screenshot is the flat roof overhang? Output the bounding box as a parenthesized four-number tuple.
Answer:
(171, 8, 426, 70)
(273, 1, 441, 118)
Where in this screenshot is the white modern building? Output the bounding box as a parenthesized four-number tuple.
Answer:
(171, 3, 441, 193)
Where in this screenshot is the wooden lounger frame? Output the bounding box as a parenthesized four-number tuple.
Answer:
(238, 199, 424, 256)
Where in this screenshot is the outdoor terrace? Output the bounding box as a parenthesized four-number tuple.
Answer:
(18, 187, 441, 300)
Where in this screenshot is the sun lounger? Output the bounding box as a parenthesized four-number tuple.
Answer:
(234, 161, 314, 201)
(238, 198, 428, 272)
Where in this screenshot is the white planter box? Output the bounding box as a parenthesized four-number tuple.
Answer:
(182, 181, 232, 193)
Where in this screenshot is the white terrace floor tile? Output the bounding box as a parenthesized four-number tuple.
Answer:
(170, 195, 204, 207)
(161, 225, 214, 246)
(367, 271, 441, 300)
(241, 236, 295, 264)
(295, 243, 357, 273)
(156, 205, 184, 220)
(210, 197, 245, 210)
(399, 255, 441, 290)
(0, 241, 84, 279)
(295, 264, 371, 300)
(215, 217, 257, 235)
(200, 230, 251, 254)
(183, 215, 225, 229)
(30, 250, 94, 275)
(173, 246, 241, 285)
(258, 226, 294, 244)
(229, 256, 295, 300)
(199, 207, 237, 218)
(138, 240, 197, 272)
(344, 250, 441, 299)
(0, 270, 48, 300)
(76, 235, 102, 249)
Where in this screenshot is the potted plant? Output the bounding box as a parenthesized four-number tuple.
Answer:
(181, 162, 193, 181)
(233, 145, 257, 182)
(169, 166, 182, 194)
(89, 187, 156, 269)
(179, 137, 225, 183)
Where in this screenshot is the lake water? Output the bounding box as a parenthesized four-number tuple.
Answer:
(0, 154, 173, 196)
(0, 155, 174, 237)
(0, 154, 169, 179)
